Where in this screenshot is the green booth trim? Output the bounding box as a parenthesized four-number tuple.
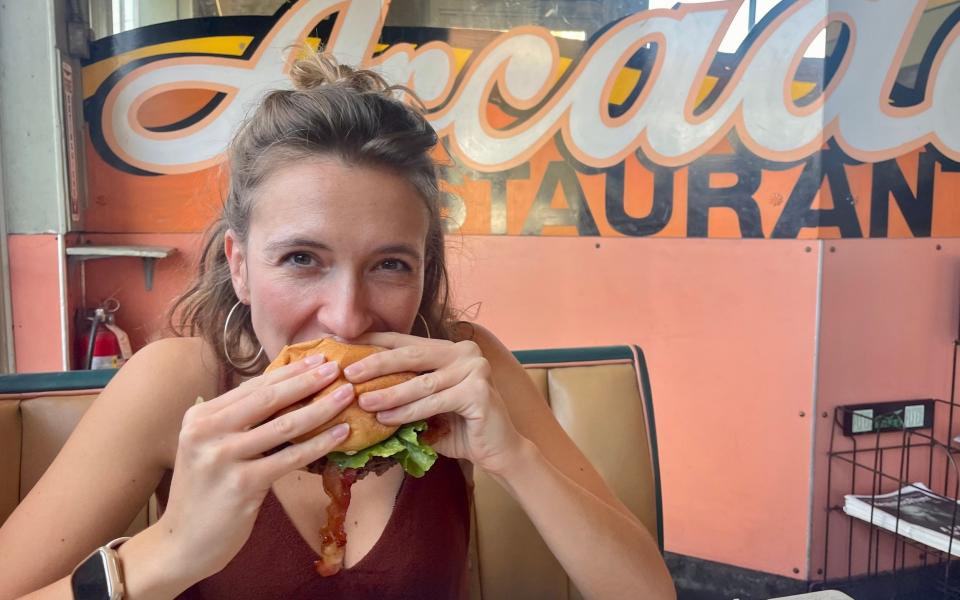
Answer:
(0, 369, 119, 393)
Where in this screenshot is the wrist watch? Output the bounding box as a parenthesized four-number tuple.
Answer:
(70, 537, 131, 600)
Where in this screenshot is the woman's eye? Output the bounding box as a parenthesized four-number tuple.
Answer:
(379, 258, 411, 272)
(285, 253, 315, 266)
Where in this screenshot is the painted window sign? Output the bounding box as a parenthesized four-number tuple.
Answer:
(81, 0, 960, 238)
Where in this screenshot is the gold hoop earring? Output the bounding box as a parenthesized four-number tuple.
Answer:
(416, 312, 432, 339)
(224, 300, 264, 369)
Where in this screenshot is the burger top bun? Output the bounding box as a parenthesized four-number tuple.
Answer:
(265, 338, 416, 453)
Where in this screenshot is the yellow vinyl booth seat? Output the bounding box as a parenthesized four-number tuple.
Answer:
(0, 346, 663, 599)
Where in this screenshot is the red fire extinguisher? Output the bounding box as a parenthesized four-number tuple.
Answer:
(78, 299, 132, 370)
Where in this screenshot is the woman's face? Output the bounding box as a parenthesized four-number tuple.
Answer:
(225, 158, 430, 360)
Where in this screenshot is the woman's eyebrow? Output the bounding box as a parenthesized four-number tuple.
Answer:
(375, 244, 423, 261)
(264, 239, 422, 261)
(263, 238, 332, 253)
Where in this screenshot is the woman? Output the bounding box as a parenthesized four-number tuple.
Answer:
(0, 52, 675, 599)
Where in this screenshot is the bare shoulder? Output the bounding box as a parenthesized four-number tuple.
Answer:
(41, 334, 221, 478)
(107, 336, 222, 463)
(125, 334, 218, 379)
(121, 335, 220, 397)
(112, 336, 221, 407)
(121, 335, 221, 397)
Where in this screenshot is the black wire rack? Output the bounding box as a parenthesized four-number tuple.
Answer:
(820, 340, 960, 598)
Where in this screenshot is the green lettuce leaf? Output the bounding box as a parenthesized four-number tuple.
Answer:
(327, 420, 438, 477)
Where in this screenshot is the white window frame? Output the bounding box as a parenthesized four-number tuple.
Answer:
(0, 142, 15, 373)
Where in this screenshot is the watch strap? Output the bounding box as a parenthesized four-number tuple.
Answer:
(101, 537, 131, 599)
(104, 536, 131, 551)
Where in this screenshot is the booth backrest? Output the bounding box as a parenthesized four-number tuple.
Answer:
(0, 370, 152, 537)
(0, 346, 662, 600)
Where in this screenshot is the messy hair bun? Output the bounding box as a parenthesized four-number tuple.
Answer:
(289, 50, 394, 95)
(169, 51, 452, 375)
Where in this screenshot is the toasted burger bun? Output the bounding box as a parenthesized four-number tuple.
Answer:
(265, 338, 416, 453)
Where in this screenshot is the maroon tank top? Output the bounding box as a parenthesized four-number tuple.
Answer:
(174, 456, 470, 599)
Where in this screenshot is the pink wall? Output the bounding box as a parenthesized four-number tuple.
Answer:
(28, 230, 960, 581)
(22, 230, 960, 581)
(450, 236, 821, 578)
(8, 235, 64, 372)
(75, 232, 822, 579)
(75, 233, 204, 352)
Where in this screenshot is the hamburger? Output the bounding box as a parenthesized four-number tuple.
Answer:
(265, 338, 443, 576)
(265, 337, 440, 477)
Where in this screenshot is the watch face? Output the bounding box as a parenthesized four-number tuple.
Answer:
(71, 551, 111, 599)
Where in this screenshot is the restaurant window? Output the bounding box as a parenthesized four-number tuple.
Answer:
(86, 0, 651, 41)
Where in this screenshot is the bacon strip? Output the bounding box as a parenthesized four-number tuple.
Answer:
(421, 415, 450, 445)
(312, 419, 440, 576)
(316, 463, 358, 576)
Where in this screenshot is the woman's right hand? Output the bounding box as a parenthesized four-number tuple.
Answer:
(157, 354, 353, 580)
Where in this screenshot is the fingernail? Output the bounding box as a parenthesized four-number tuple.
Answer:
(330, 423, 350, 438)
(343, 363, 362, 378)
(304, 353, 325, 366)
(316, 361, 338, 377)
(359, 392, 380, 410)
(332, 383, 353, 402)
(377, 410, 398, 424)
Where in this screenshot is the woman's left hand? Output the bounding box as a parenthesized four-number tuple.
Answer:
(342, 332, 527, 474)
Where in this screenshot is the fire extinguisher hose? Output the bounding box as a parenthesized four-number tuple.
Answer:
(84, 309, 104, 370)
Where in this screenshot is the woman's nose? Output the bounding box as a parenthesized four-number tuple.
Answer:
(318, 276, 373, 340)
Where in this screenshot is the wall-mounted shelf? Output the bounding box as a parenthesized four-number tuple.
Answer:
(65, 245, 176, 291)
